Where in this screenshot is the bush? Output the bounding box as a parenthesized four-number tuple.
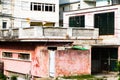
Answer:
(11, 76, 17, 80)
(0, 73, 7, 80)
(62, 75, 95, 79)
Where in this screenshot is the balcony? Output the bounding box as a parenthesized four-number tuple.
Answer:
(0, 26, 99, 41)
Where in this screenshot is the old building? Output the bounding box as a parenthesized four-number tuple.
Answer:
(63, 2, 120, 73)
(2, 0, 120, 79)
(0, 26, 98, 79)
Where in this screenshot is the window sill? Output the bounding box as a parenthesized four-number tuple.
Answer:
(2, 57, 32, 62)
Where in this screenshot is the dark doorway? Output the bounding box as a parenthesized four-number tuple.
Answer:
(91, 47, 118, 74)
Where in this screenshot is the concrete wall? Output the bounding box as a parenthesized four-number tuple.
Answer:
(80, 0, 95, 9)
(96, 0, 112, 7)
(56, 50, 90, 76)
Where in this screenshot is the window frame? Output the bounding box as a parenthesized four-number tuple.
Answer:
(30, 2, 55, 12)
(69, 15, 85, 27)
(18, 53, 30, 60)
(2, 21, 7, 29)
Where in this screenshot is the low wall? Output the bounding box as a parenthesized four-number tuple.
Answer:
(55, 50, 91, 77)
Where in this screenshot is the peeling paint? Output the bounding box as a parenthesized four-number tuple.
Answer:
(56, 50, 90, 76)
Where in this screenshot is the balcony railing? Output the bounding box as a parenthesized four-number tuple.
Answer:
(0, 26, 99, 40)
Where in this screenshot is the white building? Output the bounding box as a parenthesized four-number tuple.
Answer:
(59, 0, 96, 26)
(80, 0, 96, 9)
(96, 0, 120, 6)
(59, 0, 80, 26)
(0, 0, 59, 29)
(60, 0, 120, 26)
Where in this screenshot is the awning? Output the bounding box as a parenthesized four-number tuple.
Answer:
(72, 45, 88, 50)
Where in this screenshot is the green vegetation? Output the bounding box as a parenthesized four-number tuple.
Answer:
(56, 75, 105, 80)
(62, 75, 94, 79)
(11, 75, 17, 80)
(0, 73, 7, 80)
(116, 61, 120, 80)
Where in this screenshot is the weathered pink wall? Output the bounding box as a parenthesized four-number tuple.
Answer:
(0, 43, 35, 76)
(0, 43, 50, 77)
(0, 44, 34, 75)
(55, 50, 90, 76)
(31, 46, 49, 77)
(4, 59, 31, 74)
(0, 42, 91, 78)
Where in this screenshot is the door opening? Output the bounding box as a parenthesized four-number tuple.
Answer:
(91, 47, 118, 74)
(48, 47, 57, 77)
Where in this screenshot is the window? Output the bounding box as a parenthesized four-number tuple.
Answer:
(69, 15, 85, 27)
(94, 12, 114, 35)
(31, 2, 55, 12)
(18, 53, 30, 60)
(45, 4, 49, 11)
(78, 4, 80, 10)
(2, 21, 7, 28)
(33, 3, 38, 10)
(38, 4, 41, 11)
(2, 52, 12, 58)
